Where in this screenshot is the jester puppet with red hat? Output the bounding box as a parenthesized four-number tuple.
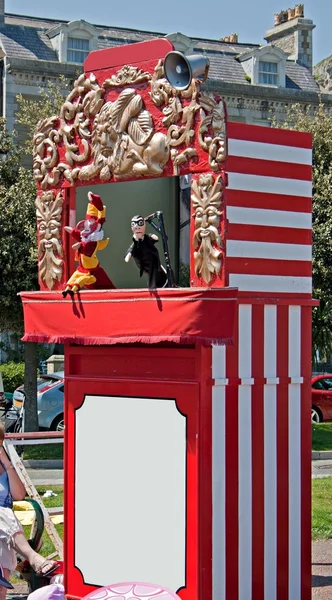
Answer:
(62, 191, 115, 298)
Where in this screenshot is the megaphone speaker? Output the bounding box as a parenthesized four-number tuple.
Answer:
(163, 51, 210, 91)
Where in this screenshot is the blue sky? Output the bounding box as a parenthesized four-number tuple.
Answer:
(7, 0, 332, 66)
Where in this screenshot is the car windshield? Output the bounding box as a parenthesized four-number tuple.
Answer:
(37, 378, 61, 391)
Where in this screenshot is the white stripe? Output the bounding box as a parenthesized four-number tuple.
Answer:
(238, 305, 252, 379)
(288, 383, 301, 600)
(239, 384, 252, 600)
(226, 240, 312, 261)
(212, 344, 226, 380)
(227, 206, 312, 229)
(264, 305, 277, 378)
(229, 274, 312, 294)
(228, 138, 312, 165)
(264, 384, 277, 600)
(212, 372, 226, 600)
(289, 306, 301, 378)
(228, 172, 312, 197)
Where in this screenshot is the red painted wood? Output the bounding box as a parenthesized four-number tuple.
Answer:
(300, 305, 312, 600)
(66, 346, 197, 381)
(227, 155, 312, 181)
(226, 257, 312, 277)
(225, 311, 239, 600)
(197, 346, 212, 600)
(276, 305, 289, 599)
(64, 375, 200, 600)
(84, 39, 174, 72)
(227, 223, 312, 245)
(251, 304, 265, 600)
(226, 190, 312, 213)
(228, 121, 312, 149)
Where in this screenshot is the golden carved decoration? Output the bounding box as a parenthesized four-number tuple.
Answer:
(79, 87, 170, 181)
(33, 117, 61, 189)
(192, 174, 223, 283)
(199, 95, 227, 170)
(35, 191, 64, 290)
(32, 62, 226, 189)
(103, 66, 151, 87)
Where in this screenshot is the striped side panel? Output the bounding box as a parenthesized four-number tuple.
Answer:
(212, 301, 311, 600)
(225, 123, 312, 294)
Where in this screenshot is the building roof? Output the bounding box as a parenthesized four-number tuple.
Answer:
(0, 12, 319, 93)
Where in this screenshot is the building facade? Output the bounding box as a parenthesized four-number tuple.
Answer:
(0, 1, 330, 138)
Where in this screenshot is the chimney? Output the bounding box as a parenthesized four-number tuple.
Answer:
(0, 1, 4, 27)
(220, 33, 239, 43)
(265, 5, 315, 71)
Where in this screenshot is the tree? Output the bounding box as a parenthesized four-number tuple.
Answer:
(272, 103, 332, 360)
(16, 75, 71, 152)
(12, 78, 70, 430)
(0, 119, 39, 430)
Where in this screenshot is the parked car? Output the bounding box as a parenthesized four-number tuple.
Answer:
(312, 374, 332, 423)
(13, 371, 64, 431)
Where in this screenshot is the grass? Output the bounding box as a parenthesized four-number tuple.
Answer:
(22, 444, 63, 460)
(22, 485, 64, 557)
(312, 423, 332, 451)
(312, 477, 332, 540)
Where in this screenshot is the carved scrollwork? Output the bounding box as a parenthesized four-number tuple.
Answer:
(32, 61, 226, 189)
(198, 95, 227, 170)
(103, 66, 151, 87)
(35, 191, 64, 290)
(192, 174, 223, 283)
(78, 87, 170, 181)
(59, 73, 105, 168)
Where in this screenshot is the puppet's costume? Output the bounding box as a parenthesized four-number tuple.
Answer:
(62, 192, 115, 297)
(125, 216, 167, 289)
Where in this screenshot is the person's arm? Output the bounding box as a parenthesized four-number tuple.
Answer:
(0, 446, 26, 501)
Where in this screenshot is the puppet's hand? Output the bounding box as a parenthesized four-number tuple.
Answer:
(64, 226, 73, 234)
(151, 234, 158, 241)
(72, 242, 81, 250)
(124, 252, 132, 263)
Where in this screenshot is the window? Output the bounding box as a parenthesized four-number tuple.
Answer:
(312, 378, 332, 391)
(67, 37, 89, 64)
(258, 61, 278, 86)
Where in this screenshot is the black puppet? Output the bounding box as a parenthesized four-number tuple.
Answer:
(124, 215, 167, 289)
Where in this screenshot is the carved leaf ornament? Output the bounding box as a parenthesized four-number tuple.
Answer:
(33, 64, 227, 190)
(192, 174, 223, 284)
(35, 191, 64, 290)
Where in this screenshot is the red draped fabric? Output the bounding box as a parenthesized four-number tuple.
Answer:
(20, 288, 238, 346)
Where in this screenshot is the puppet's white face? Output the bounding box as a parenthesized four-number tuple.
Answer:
(77, 219, 103, 242)
(131, 216, 145, 239)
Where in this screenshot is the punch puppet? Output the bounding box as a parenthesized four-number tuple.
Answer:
(62, 192, 115, 297)
(125, 215, 167, 289)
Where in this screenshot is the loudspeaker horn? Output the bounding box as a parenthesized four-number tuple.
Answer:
(163, 51, 210, 91)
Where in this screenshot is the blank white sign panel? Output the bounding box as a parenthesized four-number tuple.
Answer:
(75, 395, 186, 590)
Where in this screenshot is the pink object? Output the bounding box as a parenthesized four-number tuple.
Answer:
(27, 584, 65, 600)
(82, 582, 180, 600)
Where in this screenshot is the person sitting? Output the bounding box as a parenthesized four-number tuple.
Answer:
(0, 423, 58, 599)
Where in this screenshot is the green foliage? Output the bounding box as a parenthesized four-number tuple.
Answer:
(0, 361, 25, 392)
(312, 477, 332, 540)
(23, 443, 63, 460)
(0, 119, 38, 332)
(272, 104, 332, 358)
(178, 262, 190, 287)
(16, 75, 71, 152)
(312, 423, 332, 451)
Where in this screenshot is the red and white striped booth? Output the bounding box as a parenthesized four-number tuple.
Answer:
(21, 39, 313, 600)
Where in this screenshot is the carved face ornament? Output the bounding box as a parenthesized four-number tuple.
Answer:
(36, 192, 64, 290)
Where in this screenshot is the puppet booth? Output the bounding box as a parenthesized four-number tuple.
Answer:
(21, 38, 313, 600)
